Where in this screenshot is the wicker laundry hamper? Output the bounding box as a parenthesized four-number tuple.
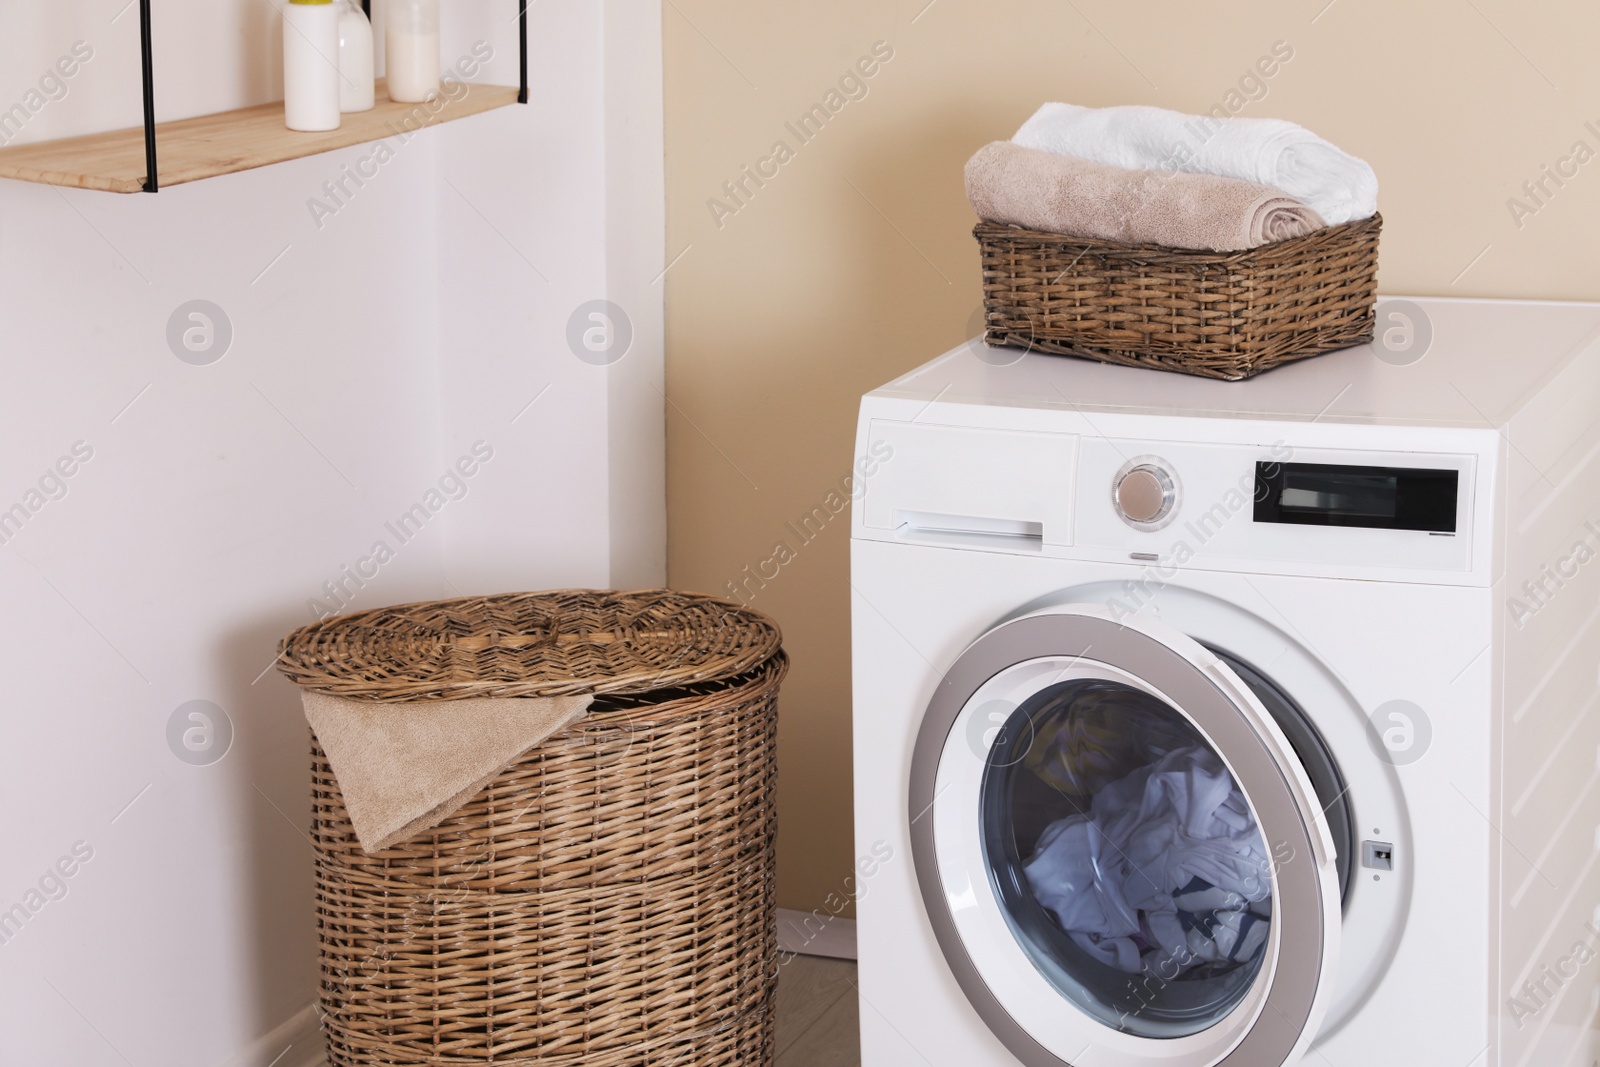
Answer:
(276, 590, 786, 1067)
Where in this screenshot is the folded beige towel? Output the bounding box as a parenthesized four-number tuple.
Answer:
(964, 140, 1325, 251)
(303, 690, 592, 852)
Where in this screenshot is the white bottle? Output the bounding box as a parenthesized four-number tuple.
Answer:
(386, 0, 440, 103)
(337, 0, 375, 113)
(284, 0, 341, 131)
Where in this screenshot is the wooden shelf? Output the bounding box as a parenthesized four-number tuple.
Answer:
(0, 80, 520, 194)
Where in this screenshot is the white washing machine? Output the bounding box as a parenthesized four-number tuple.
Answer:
(850, 297, 1600, 1067)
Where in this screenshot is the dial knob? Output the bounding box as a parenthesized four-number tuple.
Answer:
(1113, 461, 1178, 530)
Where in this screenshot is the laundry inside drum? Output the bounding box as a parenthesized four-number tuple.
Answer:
(979, 678, 1274, 1039)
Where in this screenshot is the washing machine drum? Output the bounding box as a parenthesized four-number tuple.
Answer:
(910, 605, 1345, 1067)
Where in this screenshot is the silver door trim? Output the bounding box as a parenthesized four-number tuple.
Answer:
(909, 610, 1329, 1066)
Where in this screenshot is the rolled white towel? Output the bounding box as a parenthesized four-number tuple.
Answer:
(1014, 102, 1378, 226)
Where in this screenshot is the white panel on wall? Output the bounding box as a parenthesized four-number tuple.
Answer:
(0, 1, 665, 1064)
(434, 0, 614, 594)
(602, 0, 668, 590)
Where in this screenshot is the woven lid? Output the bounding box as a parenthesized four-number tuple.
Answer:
(276, 589, 781, 703)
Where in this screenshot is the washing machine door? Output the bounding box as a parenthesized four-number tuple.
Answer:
(910, 605, 1341, 1067)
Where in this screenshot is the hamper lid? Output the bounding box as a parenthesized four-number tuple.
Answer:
(276, 589, 782, 702)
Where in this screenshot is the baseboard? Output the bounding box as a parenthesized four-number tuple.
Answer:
(777, 907, 858, 960)
(219, 1003, 326, 1067)
(219, 914, 857, 1062)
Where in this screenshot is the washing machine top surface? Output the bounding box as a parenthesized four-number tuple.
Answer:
(871, 296, 1600, 429)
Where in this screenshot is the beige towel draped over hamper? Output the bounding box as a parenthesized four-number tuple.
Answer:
(276, 589, 787, 1067)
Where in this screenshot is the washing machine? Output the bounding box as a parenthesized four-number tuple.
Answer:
(850, 297, 1600, 1066)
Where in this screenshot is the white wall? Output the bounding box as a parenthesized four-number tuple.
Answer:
(0, 2, 664, 1064)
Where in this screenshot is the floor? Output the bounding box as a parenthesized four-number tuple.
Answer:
(775, 955, 861, 1066)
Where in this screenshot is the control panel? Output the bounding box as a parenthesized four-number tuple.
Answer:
(854, 419, 1484, 581)
(1076, 438, 1477, 574)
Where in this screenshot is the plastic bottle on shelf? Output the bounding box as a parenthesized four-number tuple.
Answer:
(386, 0, 440, 103)
(283, 0, 341, 131)
(337, 0, 375, 113)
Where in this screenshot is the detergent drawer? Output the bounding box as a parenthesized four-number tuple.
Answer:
(860, 420, 1077, 549)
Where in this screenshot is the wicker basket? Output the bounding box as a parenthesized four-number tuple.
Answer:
(277, 590, 787, 1067)
(975, 214, 1381, 380)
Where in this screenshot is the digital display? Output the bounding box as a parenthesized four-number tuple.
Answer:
(1253, 462, 1459, 533)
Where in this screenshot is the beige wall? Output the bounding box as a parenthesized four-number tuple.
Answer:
(663, 0, 1600, 913)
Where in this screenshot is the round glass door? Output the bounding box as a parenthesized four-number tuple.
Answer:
(980, 678, 1273, 1039)
(910, 606, 1341, 1067)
